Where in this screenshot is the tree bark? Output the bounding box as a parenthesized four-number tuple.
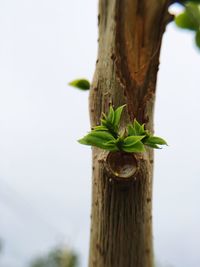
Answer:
(89, 1, 170, 267)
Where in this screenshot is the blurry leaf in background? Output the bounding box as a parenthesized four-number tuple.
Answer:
(69, 79, 90, 90)
(183, 0, 200, 4)
(175, 11, 198, 30)
(175, 2, 200, 48)
(30, 246, 78, 267)
(195, 30, 200, 46)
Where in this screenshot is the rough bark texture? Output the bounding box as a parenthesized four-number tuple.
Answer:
(89, 1, 170, 267)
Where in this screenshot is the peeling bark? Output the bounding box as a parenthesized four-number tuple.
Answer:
(89, 1, 170, 267)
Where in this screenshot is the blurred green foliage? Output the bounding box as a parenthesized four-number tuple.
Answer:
(175, 1, 200, 48)
(30, 246, 78, 267)
(69, 79, 90, 91)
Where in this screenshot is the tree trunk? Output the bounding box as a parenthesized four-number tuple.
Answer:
(89, 1, 170, 267)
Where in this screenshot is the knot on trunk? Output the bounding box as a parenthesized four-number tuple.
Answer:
(105, 151, 139, 182)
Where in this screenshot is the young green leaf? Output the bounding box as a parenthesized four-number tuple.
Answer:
(107, 106, 115, 124)
(79, 131, 115, 143)
(101, 119, 108, 127)
(145, 136, 167, 145)
(127, 120, 146, 136)
(123, 135, 145, 147)
(101, 112, 107, 119)
(134, 119, 146, 135)
(92, 125, 108, 131)
(134, 119, 142, 134)
(69, 79, 90, 90)
(127, 124, 136, 136)
(101, 142, 119, 151)
(78, 131, 118, 150)
(113, 104, 126, 129)
(122, 141, 145, 153)
(144, 142, 160, 149)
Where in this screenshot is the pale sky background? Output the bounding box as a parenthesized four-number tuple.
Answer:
(0, 1, 200, 267)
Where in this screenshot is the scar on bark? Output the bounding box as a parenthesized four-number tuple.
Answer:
(103, 151, 141, 182)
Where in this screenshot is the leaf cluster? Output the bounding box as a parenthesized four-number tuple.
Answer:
(175, 1, 200, 48)
(78, 105, 167, 153)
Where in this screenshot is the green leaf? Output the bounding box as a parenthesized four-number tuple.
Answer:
(123, 135, 145, 147)
(195, 30, 200, 47)
(107, 106, 115, 124)
(133, 119, 141, 135)
(69, 79, 90, 90)
(101, 119, 108, 127)
(145, 136, 167, 145)
(175, 2, 200, 30)
(183, 0, 200, 3)
(127, 124, 136, 136)
(78, 131, 118, 151)
(122, 141, 145, 153)
(186, 3, 200, 23)
(93, 125, 108, 131)
(144, 142, 160, 149)
(127, 120, 146, 136)
(121, 135, 146, 152)
(175, 2, 200, 49)
(175, 12, 198, 30)
(113, 104, 126, 129)
(102, 142, 119, 151)
(101, 112, 107, 119)
(79, 131, 115, 143)
(143, 135, 167, 149)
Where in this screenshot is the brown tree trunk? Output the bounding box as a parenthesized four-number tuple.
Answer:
(89, 1, 171, 267)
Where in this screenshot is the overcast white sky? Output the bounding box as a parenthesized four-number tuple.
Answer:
(0, 1, 200, 267)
